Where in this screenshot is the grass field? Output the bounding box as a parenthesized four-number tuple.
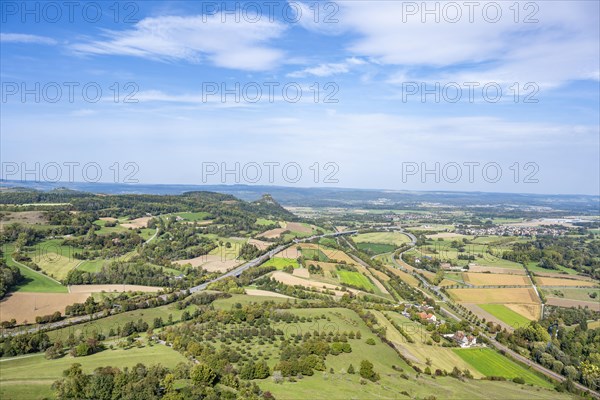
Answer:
(479, 304, 532, 328)
(212, 293, 294, 310)
(453, 348, 553, 388)
(353, 232, 411, 246)
(2, 244, 67, 293)
(356, 242, 396, 254)
(0, 345, 187, 399)
(46, 302, 197, 342)
(26, 239, 83, 280)
(542, 288, 600, 301)
(527, 262, 578, 275)
(174, 211, 211, 221)
(336, 270, 376, 291)
(261, 257, 298, 270)
(536, 276, 598, 287)
(255, 218, 277, 226)
(301, 248, 330, 262)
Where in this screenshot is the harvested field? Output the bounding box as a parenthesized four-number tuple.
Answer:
(353, 231, 411, 246)
(69, 284, 163, 293)
(258, 227, 286, 239)
(505, 303, 541, 320)
(370, 268, 390, 282)
(468, 265, 526, 275)
(120, 217, 151, 229)
(463, 273, 530, 286)
(439, 279, 458, 287)
(285, 222, 313, 234)
(546, 298, 600, 310)
(245, 289, 293, 299)
(536, 277, 597, 287)
(383, 265, 420, 287)
(99, 217, 117, 222)
(0, 292, 90, 324)
(247, 238, 271, 250)
(447, 288, 539, 304)
(292, 268, 310, 278)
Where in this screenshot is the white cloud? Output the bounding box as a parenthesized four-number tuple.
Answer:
(287, 57, 366, 77)
(70, 14, 286, 71)
(335, 1, 599, 87)
(0, 33, 57, 45)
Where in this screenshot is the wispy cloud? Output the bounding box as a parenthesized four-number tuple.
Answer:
(70, 14, 286, 71)
(0, 33, 57, 45)
(336, 1, 599, 88)
(287, 57, 366, 77)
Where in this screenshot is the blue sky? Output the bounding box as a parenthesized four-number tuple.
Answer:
(1, 1, 599, 195)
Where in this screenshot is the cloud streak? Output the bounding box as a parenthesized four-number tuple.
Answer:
(70, 13, 286, 71)
(0, 33, 57, 45)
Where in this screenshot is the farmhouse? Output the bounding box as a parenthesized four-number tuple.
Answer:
(446, 331, 477, 348)
(417, 312, 437, 323)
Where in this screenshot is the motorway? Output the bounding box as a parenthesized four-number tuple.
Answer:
(189, 230, 357, 293)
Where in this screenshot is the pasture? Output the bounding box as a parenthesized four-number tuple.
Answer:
(453, 348, 552, 388)
(356, 242, 396, 254)
(300, 248, 330, 262)
(2, 245, 67, 293)
(536, 276, 598, 287)
(353, 231, 411, 246)
(27, 239, 83, 280)
(0, 345, 187, 400)
(261, 257, 298, 270)
(542, 287, 600, 302)
(336, 270, 377, 292)
(174, 211, 210, 221)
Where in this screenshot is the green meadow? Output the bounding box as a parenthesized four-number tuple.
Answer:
(479, 304, 532, 328)
(336, 270, 377, 292)
(0, 345, 187, 400)
(261, 257, 298, 270)
(2, 244, 67, 293)
(453, 348, 553, 388)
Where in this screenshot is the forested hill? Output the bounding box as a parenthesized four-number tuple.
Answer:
(0, 189, 296, 222)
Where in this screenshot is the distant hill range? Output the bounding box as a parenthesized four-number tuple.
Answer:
(1, 180, 598, 213)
